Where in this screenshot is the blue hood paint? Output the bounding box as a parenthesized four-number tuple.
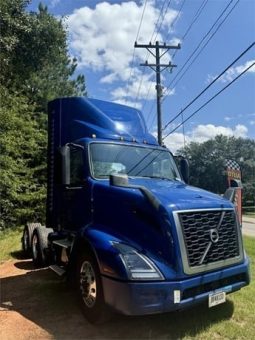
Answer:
(91, 177, 235, 281)
(126, 178, 233, 211)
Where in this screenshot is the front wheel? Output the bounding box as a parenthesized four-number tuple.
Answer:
(76, 251, 111, 324)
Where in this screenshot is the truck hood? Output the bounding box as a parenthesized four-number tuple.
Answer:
(92, 178, 234, 279)
(128, 178, 232, 211)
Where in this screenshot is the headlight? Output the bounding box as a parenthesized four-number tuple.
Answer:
(112, 242, 164, 281)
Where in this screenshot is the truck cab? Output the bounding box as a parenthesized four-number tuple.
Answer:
(22, 97, 250, 323)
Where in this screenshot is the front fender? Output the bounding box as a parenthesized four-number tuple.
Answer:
(75, 225, 129, 280)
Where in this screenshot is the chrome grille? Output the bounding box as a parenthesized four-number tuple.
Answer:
(178, 210, 240, 269)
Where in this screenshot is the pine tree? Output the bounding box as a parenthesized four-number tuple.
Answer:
(0, 0, 86, 228)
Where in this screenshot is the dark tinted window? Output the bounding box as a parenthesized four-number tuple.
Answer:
(70, 147, 84, 185)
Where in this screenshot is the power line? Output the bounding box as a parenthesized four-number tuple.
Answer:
(135, 41, 180, 145)
(147, 101, 157, 131)
(134, 66, 147, 104)
(146, 0, 209, 129)
(125, 0, 149, 103)
(152, 0, 173, 42)
(144, 0, 186, 123)
(135, 0, 173, 104)
(150, 0, 168, 42)
(132, 1, 175, 128)
(141, 0, 172, 111)
(149, 0, 239, 131)
(164, 0, 239, 96)
(163, 0, 238, 98)
(148, 86, 175, 132)
(166, 0, 240, 94)
(165, 0, 187, 42)
(136, 0, 148, 42)
(163, 61, 255, 139)
(171, 0, 209, 60)
(141, 80, 154, 112)
(163, 42, 255, 131)
(182, 0, 209, 41)
(138, 0, 206, 112)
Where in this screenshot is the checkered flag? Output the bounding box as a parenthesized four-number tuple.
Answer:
(225, 159, 241, 171)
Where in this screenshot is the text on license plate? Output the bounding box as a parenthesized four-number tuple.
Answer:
(209, 291, 226, 308)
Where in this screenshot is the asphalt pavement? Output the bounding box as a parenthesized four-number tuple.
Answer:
(242, 216, 255, 238)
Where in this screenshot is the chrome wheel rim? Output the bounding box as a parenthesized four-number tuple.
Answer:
(80, 261, 97, 308)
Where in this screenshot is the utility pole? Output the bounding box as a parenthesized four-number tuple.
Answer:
(134, 41, 180, 145)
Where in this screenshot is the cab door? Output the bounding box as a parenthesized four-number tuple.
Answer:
(61, 145, 91, 231)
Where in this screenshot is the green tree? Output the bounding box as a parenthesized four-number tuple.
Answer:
(1, 1, 86, 109)
(0, 87, 46, 227)
(0, 0, 31, 85)
(177, 135, 255, 206)
(0, 1, 87, 228)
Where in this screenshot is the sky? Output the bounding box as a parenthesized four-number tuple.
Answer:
(28, 0, 255, 152)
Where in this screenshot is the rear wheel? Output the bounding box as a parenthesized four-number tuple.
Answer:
(76, 251, 111, 324)
(22, 223, 42, 257)
(32, 226, 52, 268)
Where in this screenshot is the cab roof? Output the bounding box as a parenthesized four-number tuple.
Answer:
(48, 97, 158, 146)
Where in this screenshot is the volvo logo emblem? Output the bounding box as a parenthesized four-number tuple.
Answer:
(210, 229, 219, 243)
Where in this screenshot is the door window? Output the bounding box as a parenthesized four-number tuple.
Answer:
(70, 147, 84, 185)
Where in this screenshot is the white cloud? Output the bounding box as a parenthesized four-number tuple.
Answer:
(67, 1, 179, 101)
(110, 66, 175, 103)
(164, 132, 188, 152)
(50, 0, 60, 8)
(224, 116, 232, 121)
(169, 37, 182, 46)
(111, 73, 175, 101)
(207, 59, 255, 84)
(250, 120, 255, 126)
(235, 60, 255, 75)
(163, 124, 248, 153)
(113, 98, 142, 109)
(190, 124, 248, 141)
(100, 73, 118, 84)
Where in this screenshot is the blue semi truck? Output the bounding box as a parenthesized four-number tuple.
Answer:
(22, 97, 250, 323)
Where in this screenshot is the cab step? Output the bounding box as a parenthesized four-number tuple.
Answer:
(49, 265, 66, 276)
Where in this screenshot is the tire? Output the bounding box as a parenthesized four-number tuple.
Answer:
(22, 223, 42, 257)
(76, 251, 111, 324)
(32, 226, 52, 268)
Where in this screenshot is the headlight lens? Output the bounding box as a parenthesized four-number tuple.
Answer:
(112, 242, 164, 280)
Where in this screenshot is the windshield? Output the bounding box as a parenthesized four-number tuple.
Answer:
(90, 143, 181, 180)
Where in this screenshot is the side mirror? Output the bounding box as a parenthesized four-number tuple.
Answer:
(110, 174, 129, 187)
(180, 158, 190, 184)
(60, 145, 70, 185)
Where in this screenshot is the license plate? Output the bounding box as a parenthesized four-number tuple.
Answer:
(209, 291, 226, 308)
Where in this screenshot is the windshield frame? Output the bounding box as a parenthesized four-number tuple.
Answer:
(88, 141, 182, 181)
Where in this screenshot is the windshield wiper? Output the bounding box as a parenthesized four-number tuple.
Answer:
(140, 175, 172, 181)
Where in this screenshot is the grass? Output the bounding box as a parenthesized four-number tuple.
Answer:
(0, 228, 254, 339)
(243, 207, 255, 218)
(0, 227, 23, 262)
(208, 235, 255, 340)
(243, 212, 255, 218)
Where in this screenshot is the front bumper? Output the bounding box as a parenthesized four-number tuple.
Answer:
(102, 257, 250, 315)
